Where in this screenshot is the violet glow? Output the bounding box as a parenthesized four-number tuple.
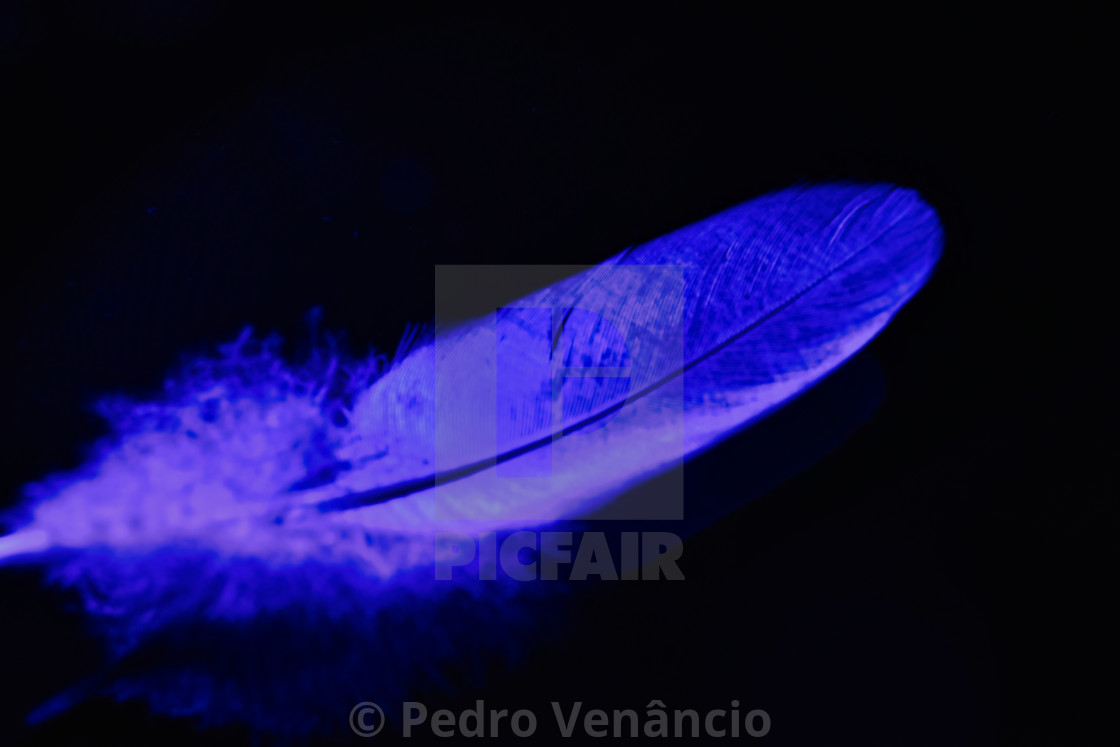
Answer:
(0, 182, 941, 735)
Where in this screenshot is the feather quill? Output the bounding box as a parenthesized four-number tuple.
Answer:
(0, 182, 941, 736)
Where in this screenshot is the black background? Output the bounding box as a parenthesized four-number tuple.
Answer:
(0, 3, 1112, 745)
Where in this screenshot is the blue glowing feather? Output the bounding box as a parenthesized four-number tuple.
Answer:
(0, 182, 941, 736)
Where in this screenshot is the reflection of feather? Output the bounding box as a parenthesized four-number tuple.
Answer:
(0, 182, 941, 737)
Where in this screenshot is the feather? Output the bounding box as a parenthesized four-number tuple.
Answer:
(0, 182, 941, 737)
(310, 181, 940, 532)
